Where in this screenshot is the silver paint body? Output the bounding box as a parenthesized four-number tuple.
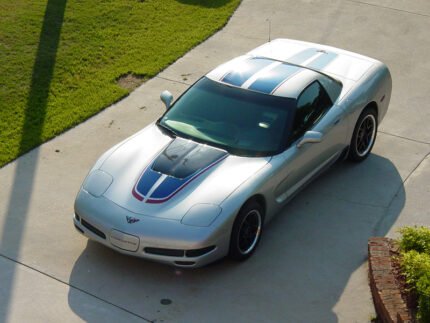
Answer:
(74, 39, 391, 267)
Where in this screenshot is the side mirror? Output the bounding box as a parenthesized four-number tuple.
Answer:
(297, 131, 323, 148)
(160, 90, 173, 110)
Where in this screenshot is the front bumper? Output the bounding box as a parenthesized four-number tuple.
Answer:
(73, 190, 231, 268)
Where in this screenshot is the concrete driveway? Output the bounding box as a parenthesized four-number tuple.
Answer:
(1, 0, 430, 322)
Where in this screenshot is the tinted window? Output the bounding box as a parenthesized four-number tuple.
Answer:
(291, 81, 332, 140)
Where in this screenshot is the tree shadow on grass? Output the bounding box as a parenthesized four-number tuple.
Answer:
(0, 0, 67, 321)
(67, 154, 404, 322)
(176, 0, 235, 8)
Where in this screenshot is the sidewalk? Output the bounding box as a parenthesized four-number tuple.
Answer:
(1, 0, 430, 322)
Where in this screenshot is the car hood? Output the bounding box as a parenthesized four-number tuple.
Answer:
(97, 124, 270, 220)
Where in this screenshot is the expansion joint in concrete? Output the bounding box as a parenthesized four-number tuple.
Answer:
(379, 131, 430, 145)
(388, 151, 430, 209)
(346, 0, 430, 18)
(154, 76, 192, 86)
(0, 252, 152, 323)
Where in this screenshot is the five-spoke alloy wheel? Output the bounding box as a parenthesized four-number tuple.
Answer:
(348, 107, 378, 162)
(229, 200, 264, 261)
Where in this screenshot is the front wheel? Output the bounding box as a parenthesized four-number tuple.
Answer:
(229, 201, 264, 261)
(348, 107, 378, 162)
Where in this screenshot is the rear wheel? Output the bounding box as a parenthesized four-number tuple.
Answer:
(348, 107, 378, 162)
(229, 200, 264, 261)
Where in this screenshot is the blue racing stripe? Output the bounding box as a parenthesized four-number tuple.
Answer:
(135, 168, 162, 197)
(150, 176, 187, 199)
(306, 52, 337, 70)
(222, 58, 273, 87)
(286, 48, 319, 64)
(248, 63, 300, 94)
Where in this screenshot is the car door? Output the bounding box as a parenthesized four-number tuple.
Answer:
(272, 80, 347, 203)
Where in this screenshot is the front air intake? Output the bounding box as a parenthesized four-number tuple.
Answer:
(144, 247, 185, 257)
(174, 261, 196, 266)
(81, 218, 106, 240)
(185, 246, 216, 257)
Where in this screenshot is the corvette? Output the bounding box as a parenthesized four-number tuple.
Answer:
(74, 38, 391, 267)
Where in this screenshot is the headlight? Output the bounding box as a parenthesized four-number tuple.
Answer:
(181, 204, 222, 227)
(83, 170, 113, 197)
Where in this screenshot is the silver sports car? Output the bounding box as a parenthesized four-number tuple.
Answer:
(74, 38, 391, 267)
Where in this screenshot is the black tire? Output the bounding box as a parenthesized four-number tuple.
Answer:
(229, 200, 264, 261)
(348, 107, 378, 162)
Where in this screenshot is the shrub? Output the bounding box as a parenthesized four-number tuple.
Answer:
(399, 226, 430, 322)
(401, 251, 430, 286)
(399, 226, 430, 254)
(417, 277, 430, 322)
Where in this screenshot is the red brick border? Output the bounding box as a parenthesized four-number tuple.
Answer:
(368, 237, 413, 323)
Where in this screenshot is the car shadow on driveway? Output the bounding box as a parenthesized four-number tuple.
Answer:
(68, 153, 404, 322)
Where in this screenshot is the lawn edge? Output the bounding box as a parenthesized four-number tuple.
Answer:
(0, 0, 243, 169)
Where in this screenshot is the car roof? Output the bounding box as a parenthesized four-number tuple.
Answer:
(206, 55, 337, 100)
(206, 38, 382, 102)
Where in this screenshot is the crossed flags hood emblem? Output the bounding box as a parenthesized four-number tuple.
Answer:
(126, 216, 140, 224)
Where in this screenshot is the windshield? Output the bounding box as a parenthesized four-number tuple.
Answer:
(158, 77, 296, 157)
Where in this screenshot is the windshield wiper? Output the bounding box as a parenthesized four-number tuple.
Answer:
(156, 120, 178, 138)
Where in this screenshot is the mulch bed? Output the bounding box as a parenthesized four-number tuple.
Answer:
(389, 240, 418, 318)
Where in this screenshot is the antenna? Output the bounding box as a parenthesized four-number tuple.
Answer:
(266, 18, 271, 42)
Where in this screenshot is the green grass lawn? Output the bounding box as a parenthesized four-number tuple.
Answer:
(0, 0, 240, 167)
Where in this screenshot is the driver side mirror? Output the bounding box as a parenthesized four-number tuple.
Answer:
(160, 90, 173, 110)
(297, 131, 323, 148)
